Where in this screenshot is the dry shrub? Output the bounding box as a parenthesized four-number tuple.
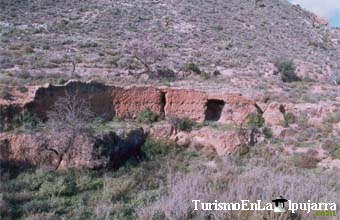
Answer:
(138, 158, 340, 220)
(122, 39, 163, 74)
(294, 150, 320, 169)
(46, 92, 93, 169)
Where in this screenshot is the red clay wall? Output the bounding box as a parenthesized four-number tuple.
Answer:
(112, 87, 165, 118)
(208, 94, 259, 124)
(164, 89, 208, 122)
(19, 81, 257, 125)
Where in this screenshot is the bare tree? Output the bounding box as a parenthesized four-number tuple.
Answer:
(45, 92, 93, 170)
(123, 39, 164, 74)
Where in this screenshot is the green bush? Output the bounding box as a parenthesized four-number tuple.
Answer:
(141, 137, 170, 160)
(247, 112, 264, 128)
(39, 175, 77, 198)
(185, 63, 201, 74)
(201, 71, 210, 79)
(168, 116, 195, 132)
(22, 200, 50, 214)
(18, 86, 28, 93)
(262, 127, 273, 139)
(276, 60, 300, 82)
(0, 89, 13, 100)
(137, 108, 160, 124)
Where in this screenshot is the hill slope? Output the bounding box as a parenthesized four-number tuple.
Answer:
(0, 0, 339, 82)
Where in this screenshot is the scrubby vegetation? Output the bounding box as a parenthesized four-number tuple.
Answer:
(324, 111, 340, 124)
(283, 112, 296, 125)
(0, 138, 204, 220)
(1, 139, 339, 220)
(168, 116, 196, 132)
(246, 112, 264, 128)
(276, 60, 300, 83)
(137, 108, 160, 124)
(186, 63, 201, 75)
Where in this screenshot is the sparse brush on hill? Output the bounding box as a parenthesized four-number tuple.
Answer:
(2, 0, 338, 83)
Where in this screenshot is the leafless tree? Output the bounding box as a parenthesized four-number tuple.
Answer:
(45, 92, 93, 170)
(123, 39, 164, 74)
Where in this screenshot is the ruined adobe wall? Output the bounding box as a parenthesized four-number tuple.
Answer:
(111, 87, 209, 122)
(4, 81, 259, 125)
(112, 87, 258, 124)
(112, 87, 165, 118)
(25, 81, 114, 120)
(208, 94, 259, 125)
(164, 89, 208, 122)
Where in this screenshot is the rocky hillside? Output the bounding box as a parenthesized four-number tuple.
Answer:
(0, 0, 339, 83)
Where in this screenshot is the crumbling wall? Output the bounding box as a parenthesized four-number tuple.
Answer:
(164, 89, 207, 122)
(112, 87, 165, 118)
(208, 94, 259, 124)
(25, 81, 114, 120)
(2, 81, 258, 126)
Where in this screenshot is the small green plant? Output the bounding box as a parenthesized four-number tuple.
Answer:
(333, 74, 340, 85)
(330, 144, 340, 160)
(168, 116, 195, 132)
(0, 88, 13, 100)
(185, 63, 201, 74)
(137, 108, 160, 124)
(284, 112, 296, 124)
(262, 127, 273, 139)
(17, 86, 28, 93)
(323, 141, 340, 160)
(276, 60, 300, 82)
(79, 41, 98, 48)
(13, 111, 42, 132)
(201, 71, 210, 79)
(247, 112, 264, 128)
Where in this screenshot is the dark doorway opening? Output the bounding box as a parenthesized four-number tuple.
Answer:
(205, 99, 225, 121)
(160, 92, 166, 115)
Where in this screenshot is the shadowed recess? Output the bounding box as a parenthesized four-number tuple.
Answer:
(205, 99, 225, 121)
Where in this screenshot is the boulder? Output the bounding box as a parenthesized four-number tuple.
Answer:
(263, 102, 285, 126)
(149, 122, 175, 139)
(172, 127, 254, 156)
(270, 125, 288, 138)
